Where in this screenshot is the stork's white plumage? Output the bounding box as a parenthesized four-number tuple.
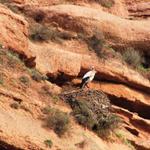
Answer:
(80, 66, 96, 88)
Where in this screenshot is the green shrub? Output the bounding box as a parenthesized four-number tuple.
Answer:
(40, 85, 52, 96)
(0, 43, 2, 48)
(46, 108, 70, 136)
(44, 139, 53, 148)
(7, 5, 21, 14)
(122, 47, 143, 68)
(41, 106, 52, 115)
(0, 0, 9, 4)
(34, 11, 45, 23)
(19, 76, 30, 86)
(0, 77, 3, 85)
(95, 0, 115, 8)
(29, 24, 73, 43)
(73, 100, 97, 129)
(6, 50, 21, 67)
(29, 24, 60, 42)
(28, 69, 46, 82)
(115, 131, 135, 149)
(78, 29, 105, 58)
(10, 102, 20, 109)
(73, 99, 120, 138)
(0, 73, 4, 85)
(95, 114, 121, 137)
(62, 90, 121, 138)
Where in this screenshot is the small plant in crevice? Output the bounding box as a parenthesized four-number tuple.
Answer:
(6, 50, 22, 68)
(41, 106, 52, 115)
(75, 140, 87, 149)
(20, 104, 31, 113)
(44, 139, 53, 148)
(10, 102, 20, 109)
(29, 23, 75, 43)
(77, 29, 105, 58)
(19, 76, 30, 86)
(122, 47, 144, 68)
(0, 43, 3, 48)
(51, 94, 60, 104)
(115, 131, 135, 150)
(137, 65, 150, 81)
(0, 74, 4, 85)
(0, 0, 9, 4)
(28, 68, 47, 82)
(40, 85, 52, 97)
(94, 0, 115, 8)
(45, 108, 70, 136)
(29, 24, 55, 42)
(29, 24, 61, 43)
(33, 10, 45, 23)
(7, 4, 21, 14)
(95, 114, 121, 138)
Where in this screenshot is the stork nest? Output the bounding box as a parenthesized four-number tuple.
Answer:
(60, 89, 121, 138)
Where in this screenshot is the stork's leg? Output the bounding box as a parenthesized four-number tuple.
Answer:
(81, 82, 86, 89)
(81, 82, 88, 89)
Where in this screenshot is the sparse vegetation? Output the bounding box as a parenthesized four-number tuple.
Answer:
(73, 99, 120, 138)
(122, 47, 144, 68)
(0, 57, 3, 65)
(95, 0, 115, 8)
(0, 43, 2, 48)
(29, 23, 76, 43)
(29, 24, 61, 42)
(7, 4, 21, 14)
(41, 106, 52, 115)
(115, 131, 135, 150)
(73, 100, 96, 129)
(6, 50, 22, 68)
(0, 0, 9, 4)
(29, 24, 54, 42)
(46, 108, 70, 136)
(78, 29, 105, 58)
(34, 11, 45, 23)
(20, 104, 31, 113)
(44, 139, 53, 148)
(0, 73, 4, 85)
(75, 140, 87, 149)
(0, 77, 4, 85)
(0, 1, 21, 14)
(137, 65, 150, 80)
(19, 76, 30, 86)
(96, 114, 121, 137)
(40, 85, 52, 96)
(28, 68, 46, 82)
(61, 90, 121, 139)
(51, 95, 60, 104)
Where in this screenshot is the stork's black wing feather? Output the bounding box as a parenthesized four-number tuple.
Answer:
(80, 76, 89, 88)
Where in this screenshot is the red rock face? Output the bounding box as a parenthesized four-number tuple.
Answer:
(11, 0, 26, 4)
(0, 0, 150, 149)
(0, 4, 32, 57)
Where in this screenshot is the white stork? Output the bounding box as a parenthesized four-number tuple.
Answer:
(80, 66, 96, 89)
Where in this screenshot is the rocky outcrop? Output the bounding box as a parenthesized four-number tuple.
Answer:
(0, 4, 32, 57)
(29, 42, 150, 92)
(128, 2, 150, 19)
(24, 4, 150, 52)
(11, 0, 26, 4)
(87, 81, 150, 119)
